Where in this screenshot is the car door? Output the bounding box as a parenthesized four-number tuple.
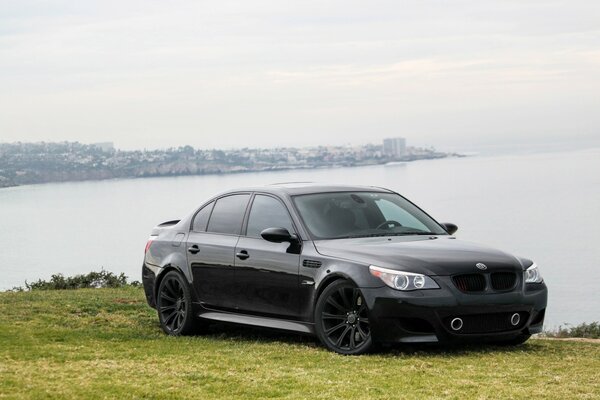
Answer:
(187, 193, 250, 310)
(234, 194, 301, 318)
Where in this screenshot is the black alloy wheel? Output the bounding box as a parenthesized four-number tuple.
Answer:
(156, 270, 197, 335)
(315, 280, 373, 355)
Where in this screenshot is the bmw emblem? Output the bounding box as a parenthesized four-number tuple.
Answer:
(476, 263, 487, 270)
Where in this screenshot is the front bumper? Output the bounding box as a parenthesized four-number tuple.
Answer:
(361, 277, 548, 343)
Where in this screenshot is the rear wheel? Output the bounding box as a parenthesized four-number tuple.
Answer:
(156, 270, 197, 335)
(315, 280, 373, 355)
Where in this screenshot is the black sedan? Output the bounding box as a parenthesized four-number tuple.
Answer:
(142, 184, 547, 354)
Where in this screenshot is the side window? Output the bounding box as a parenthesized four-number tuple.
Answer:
(246, 195, 295, 238)
(206, 194, 250, 235)
(192, 201, 214, 232)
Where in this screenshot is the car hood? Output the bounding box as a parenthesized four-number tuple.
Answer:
(313, 236, 524, 276)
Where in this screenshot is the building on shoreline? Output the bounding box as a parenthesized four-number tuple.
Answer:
(383, 137, 407, 158)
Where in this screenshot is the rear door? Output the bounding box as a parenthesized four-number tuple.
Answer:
(234, 194, 301, 318)
(187, 193, 250, 310)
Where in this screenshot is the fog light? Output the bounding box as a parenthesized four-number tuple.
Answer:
(450, 317, 463, 331)
(510, 313, 521, 326)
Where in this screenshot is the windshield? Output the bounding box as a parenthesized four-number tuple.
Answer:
(293, 191, 447, 240)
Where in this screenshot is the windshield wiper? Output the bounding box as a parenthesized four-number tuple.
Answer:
(331, 233, 393, 239)
(400, 231, 441, 235)
(332, 232, 440, 239)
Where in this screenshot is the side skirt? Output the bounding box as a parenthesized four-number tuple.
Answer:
(197, 309, 315, 335)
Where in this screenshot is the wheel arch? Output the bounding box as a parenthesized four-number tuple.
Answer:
(154, 264, 185, 298)
(314, 272, 359, 307)
(312, 272, 374, 354)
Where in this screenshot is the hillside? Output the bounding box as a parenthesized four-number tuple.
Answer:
(0, 142, 450, 188)
(0, 287, 598, 399)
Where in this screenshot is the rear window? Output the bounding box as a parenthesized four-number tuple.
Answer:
(206, 194, 250, 235)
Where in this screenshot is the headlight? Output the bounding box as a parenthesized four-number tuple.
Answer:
(525, 263, 543, 283)
(369, 265, 439, 291)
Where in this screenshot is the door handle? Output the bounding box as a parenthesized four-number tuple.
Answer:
(187, 245, 200, 254)
(236, 250, 249, 260)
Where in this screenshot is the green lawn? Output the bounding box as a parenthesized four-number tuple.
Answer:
(0, 287, 598, 399)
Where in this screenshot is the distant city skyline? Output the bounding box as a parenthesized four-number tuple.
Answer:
(0, 140, 452, 188)
(1, 1, 599, 152)
(1, 135, 597, 156)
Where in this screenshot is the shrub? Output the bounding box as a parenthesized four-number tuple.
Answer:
(18, 270, 141, 291)
(545, 322, 600, 339)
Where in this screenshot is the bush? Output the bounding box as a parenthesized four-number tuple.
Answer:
(18, 270, 141, 291)
(545, 322, 600, 339)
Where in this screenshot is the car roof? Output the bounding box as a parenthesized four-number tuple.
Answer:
(223, 183, 394, 197)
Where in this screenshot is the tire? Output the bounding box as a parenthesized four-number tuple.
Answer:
(315, 280, 373, 355)
(156, 270, 198, 335)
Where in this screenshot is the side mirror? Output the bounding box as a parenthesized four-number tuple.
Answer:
(441, 223, 458, 235)
(261, 227, 298, 243)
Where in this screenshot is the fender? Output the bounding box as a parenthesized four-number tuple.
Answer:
(154, 250, 189, 299)
(160, 252, 191, 282)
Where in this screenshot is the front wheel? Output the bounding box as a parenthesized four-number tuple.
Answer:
(156, 270, 197, 335)
(315, 280, 373, 355)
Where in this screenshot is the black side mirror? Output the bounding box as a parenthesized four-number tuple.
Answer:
(261, 227, 298, 243)
(441, 223, 458, 235)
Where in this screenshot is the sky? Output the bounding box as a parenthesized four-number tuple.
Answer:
(1, 0, 599, 152)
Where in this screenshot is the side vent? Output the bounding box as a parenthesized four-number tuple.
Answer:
(302, 259, 322, 268)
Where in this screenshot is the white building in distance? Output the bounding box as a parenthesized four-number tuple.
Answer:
(383, 137, 406, 157)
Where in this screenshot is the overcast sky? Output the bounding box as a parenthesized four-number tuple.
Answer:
(1, 0, 599, 151)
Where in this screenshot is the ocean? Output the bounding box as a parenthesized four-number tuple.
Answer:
(1, 148, 598, 328)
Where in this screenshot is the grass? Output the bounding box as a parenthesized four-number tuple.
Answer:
(0, 287, 598, 399)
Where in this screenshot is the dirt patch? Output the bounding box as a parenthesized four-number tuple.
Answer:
(534, 336, 600, 344)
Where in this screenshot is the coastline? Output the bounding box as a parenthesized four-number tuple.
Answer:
(0, 153, 460, 189)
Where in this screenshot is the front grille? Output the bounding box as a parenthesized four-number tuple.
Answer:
(445, 312, 529, 334)
(491, 272, 517, 291)
(452, 274, 486, 292)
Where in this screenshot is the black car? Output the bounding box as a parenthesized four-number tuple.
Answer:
(142, 184, 547, 354)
